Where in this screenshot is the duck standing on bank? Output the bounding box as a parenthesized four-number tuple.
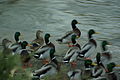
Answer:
(100, 41, 112, 68)
(92, 53, 107, 80)
(2, 32, 22, 55)
(34, 33, 55, 64)
(63, 35, 81, 68)
(79, 29, 99, 58)
(32, 49, 60, 79)
(81, 59, 94, 80)
(56, 19, 81, 45)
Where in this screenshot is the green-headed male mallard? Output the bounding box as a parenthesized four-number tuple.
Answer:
(92, 53, 107, 80)
(105, 62, 117, 80)
(79, 29, 99, 58)
(81, 59, 94, 80)
(56, 19, 81, 45)
(11, 32, 23, 53)
(63, 35, 81, 68)
(34, 33, 55, 64)
(32, 49, 60, 79)
(2, 32, 22, 55)
(30, 30, 44, 51)
(18, 41, 32, 68)
(100, 41, 112, 68)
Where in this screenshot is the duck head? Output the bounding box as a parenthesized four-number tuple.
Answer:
(88, 29, 99, 39)
(21, 41, 29, 49)
(84, 59, 93, 68)
(44, 33, 51, 44)
(2, 38, 12, 48)
(71, 19, 80, 30)
(36, 30, 43, 39)
(107, 62, 116, 73)
(101, 41, 111, 51)
(14, 32, 21, 43)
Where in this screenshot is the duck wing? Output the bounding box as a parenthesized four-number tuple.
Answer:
(92, 67, 103, 78)
(64, 48, 75, 60)
(34, 65, 52, 77)
(80, 43, 92, 56)
(69, 50, 80, 62)
(35, 46, 49, 54)
(8, 43, 20, 50)
(68, 69, 81, 80)
(56, 31, 75, 43)
(62, 31, 73, 39)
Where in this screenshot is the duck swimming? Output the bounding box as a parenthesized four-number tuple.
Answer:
(79, 29, 99, 58)
(34, 33, 55, 64)
(30, 30, 44, 51)
(56, 19, 81, 44)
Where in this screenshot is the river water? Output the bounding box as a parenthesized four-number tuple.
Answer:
(0, 0, 120, 79)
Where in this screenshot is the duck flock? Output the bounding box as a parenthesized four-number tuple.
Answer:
(1, 20, 120, 80)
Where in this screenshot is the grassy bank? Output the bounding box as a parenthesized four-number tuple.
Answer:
(0, 51, 70, 80)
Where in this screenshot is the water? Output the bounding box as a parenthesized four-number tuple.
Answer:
(0, 0, 120, 79)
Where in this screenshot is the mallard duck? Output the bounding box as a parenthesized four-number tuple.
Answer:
(67, 69, 81, 80)
(34, 33, 55, 64)
(63, 35, 81, 68)
(2, 36, 21, 55)
(2, 38, 13, 55)
(56, 19, 81, 44)
(2, 32, 22, 54)
(81, 59, 93, 80)
(92, 53, 107, 79)
(32, 52, 60, 79)
(18, 41, 32, 68)
(105, 62, 117, 80)
(100, 41, 112, 68)
(30, 30, 44, 51)
(79, 29, 99, 58)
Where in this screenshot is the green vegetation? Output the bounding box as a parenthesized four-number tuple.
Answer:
(0, 51, 70, 80)
(0, 52, 31, 80)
